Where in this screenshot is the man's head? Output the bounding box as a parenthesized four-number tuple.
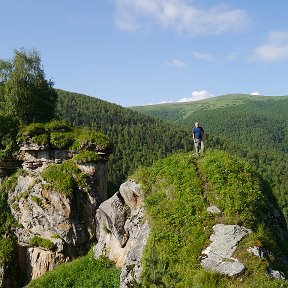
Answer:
(195, 122, 199, 127)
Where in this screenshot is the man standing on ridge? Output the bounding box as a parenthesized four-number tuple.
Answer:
(192, 122, 205, 156)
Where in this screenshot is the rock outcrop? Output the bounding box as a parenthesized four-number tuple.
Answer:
(201, 224, 251, 276)
(94, 179, 149, 288)
(7, 140, 109, 284)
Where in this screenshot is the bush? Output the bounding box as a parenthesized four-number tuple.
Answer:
(0, 171, 19, 233)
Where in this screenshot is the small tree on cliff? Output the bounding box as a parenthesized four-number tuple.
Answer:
(0, 48, 57, 125)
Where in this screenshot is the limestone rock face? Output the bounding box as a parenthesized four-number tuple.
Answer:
(201, 224, 251, 276)
(94, 179, 149, 288)
(18, 246, 66, 281)
(6, 143, 109, 284)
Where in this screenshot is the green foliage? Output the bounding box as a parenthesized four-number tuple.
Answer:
(26, 253, 120, 288)
(70, 127, 112, 152)
(31, 195, 42, 206)
(0, 48, 57, 125)
(0, 171, 19, 234)
(41, 160, 89, 196)
(45, 120, 72, 132)
(0, 236, 16, 266)
(72, 151, 102, 164)
(0, 114, 19, 155)
(29, 236, 54, 250)
(49, 131, 74, 149)
(133, 152, 287, 287)
(134, 154, 210, 287)
(199, 150, 265, 227)
(17, 120, 112, 152)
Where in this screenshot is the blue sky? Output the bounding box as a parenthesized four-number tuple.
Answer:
(1, 0, 288, 107)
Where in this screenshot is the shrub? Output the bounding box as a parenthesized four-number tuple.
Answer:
(17, 121, 112, 153)
(31, 196, 42, 206)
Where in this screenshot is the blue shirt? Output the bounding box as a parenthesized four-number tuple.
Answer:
(193, 127, 204, 139)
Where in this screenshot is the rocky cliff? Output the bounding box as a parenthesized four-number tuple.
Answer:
(94, 179, 149, 287)
(0, 121, 112, 287)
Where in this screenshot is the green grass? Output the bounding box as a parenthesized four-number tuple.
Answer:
(72, 151, 102, 164)
(26, 253, 120, 288)
(29, 236, 54, 250)
(132, 94, 288, 121)
(41, 160, 89, 196)
(17, 120, 112, 152)
(199, 150, 264, 227)
(133, 150, 288, 287)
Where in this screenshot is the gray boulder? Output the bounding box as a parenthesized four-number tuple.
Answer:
(94, 179, 149, 287)
(201, 224, 251, 276)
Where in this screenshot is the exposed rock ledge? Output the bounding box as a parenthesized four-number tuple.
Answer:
(94, 179, 149, 288)
(201, 224, 251, 276)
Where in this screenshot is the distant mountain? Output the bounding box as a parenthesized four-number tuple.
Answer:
(132, 94, 288, 154)
(56, 89, 193, 194)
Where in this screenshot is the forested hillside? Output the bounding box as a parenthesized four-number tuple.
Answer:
(132, 94, 288, 223)
(56, 90, 193, 193)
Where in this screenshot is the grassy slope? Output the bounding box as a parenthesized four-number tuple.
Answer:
(132, 94, 288, 122)
(132, 94, 288, 223)
(26, 253, 120, 288)
(133, 150, 288, 288)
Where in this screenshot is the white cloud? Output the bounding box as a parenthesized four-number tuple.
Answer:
(167, 59, 186, 67)
(192, 51, 213, 61)
(114, 0, 249, 36)
(252, 31, 288, 62)
(251, 91, 260, 95)
(178, 90, 214, 102)
(147, 99, 174, 105)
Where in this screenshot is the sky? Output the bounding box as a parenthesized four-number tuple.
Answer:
(1, 0, 288, 107)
